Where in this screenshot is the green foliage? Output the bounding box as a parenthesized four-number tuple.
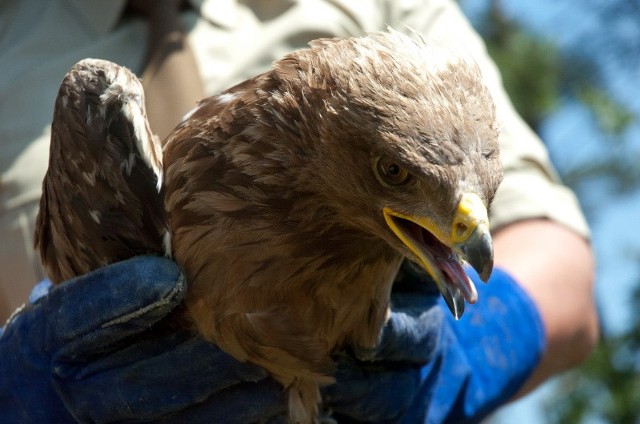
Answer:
(577, 86, 634, 135)
(486, 33, 560, 131)
(480, 1, 562, 131)
(474, 0, 636, 139)
(562, 152, 640, 196)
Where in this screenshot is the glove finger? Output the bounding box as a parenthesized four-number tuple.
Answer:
(369, 260, 443, 364)
(46, 256, 186, 360)
(371, 303, 443, 363)
(54, 333, 272, 423)
(321, 356, 420, 422)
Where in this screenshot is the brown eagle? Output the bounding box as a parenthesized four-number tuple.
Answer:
(36, 31, 502, 423)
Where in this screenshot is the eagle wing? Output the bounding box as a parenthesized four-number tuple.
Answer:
(35, 59, 167, 283)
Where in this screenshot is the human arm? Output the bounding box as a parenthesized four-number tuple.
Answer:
(322, 261, 549, 423)
(321, 222, 597, 423)
(493, 219, 598, 397)
(320, 220, 597, 423)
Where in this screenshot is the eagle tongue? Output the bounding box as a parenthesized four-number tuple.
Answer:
(417, 226, 478, 305)
(436, 256, 478, 304)
(403, 220, 479, 317)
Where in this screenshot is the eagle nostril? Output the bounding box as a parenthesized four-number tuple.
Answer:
(455, 222, 468, 239)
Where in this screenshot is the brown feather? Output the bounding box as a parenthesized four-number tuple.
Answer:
(35, 59, 167, 283)
(164, 30, 501, 422)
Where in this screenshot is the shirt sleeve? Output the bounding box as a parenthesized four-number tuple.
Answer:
(403, 268, 546, 423)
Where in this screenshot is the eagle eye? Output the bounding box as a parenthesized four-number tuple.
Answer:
(482, 148, 497, 159)
(374, 157, 414, 187)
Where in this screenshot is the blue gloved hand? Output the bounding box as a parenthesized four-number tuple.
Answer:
(0, 256, 285, 424)
(1, 256, 542, 424)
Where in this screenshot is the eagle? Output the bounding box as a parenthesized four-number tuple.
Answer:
(36, 31, 502, 423)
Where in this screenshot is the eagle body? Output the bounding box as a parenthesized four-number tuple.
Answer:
(37, 31, 502, 423)
(164, 31, 501, 422)
(164, 88, 405, 418)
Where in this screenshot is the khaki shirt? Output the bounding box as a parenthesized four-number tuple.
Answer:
(0, 0, 589, 317)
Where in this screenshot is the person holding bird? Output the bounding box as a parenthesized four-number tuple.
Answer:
(0, 1, 598, 423)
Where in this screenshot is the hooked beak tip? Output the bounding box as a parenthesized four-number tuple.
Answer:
(442, 285, 465, 320)
(458, 225, 494, 283)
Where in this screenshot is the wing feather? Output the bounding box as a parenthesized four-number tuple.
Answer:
(35, 59, 167, 283)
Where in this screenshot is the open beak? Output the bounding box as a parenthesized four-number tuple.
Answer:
(383, 193, 494, 319)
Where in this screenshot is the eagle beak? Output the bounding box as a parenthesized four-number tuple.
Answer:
(383, 193, 494, 319)
(450, 193, 494, 282)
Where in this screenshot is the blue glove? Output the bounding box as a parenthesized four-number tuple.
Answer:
(0, 256, 285, 424)
(322, 264, 546, 424)
(0, 256, 544, 423)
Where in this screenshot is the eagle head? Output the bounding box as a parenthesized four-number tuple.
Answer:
(266, 30, 503, 318)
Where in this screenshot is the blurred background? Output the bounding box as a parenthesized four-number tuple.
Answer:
(457, 0, 640, 422)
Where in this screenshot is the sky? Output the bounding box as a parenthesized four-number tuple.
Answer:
(459, 0, 640, 422)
